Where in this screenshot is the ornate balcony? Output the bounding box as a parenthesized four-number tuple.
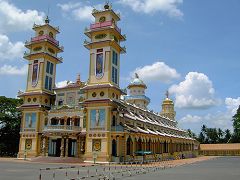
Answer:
(111, 125, 124, 132)
(23, 51, 63, 62)
(89, 20, 121, 34)
(25, 35, 59, 46)
(43, 125, 82, 132)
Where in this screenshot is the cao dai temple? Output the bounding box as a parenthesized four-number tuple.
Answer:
(18, 4, 198, 162)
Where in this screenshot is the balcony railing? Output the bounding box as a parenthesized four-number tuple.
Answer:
(90, 20, 121, 34)
(111, 125, 124, 132)
(28, 35, 59, 46)
(44, 125, 81, 132)
(23, 51, 63, 62)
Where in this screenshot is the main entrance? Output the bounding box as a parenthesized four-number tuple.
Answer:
(48, 138, 77, 157)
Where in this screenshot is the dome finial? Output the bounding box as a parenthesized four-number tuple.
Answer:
(45, 16, 50, 24)
(104, 1, 110, 10)
(165, 90, 169, 98)
(135, 73, 139, 79)
(76, 73, 81, 84)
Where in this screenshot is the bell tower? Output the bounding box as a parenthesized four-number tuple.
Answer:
(18, 17, 63, 158)
(82, 3, 126, 162)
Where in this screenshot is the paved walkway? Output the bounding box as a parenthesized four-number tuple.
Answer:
(0, 156, 239, 179)
(125, 156, 240, 180)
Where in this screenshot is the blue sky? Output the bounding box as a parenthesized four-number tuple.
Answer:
(0, 0, 239, 133)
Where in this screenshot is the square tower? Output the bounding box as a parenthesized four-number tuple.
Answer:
(82, 4, 126, 162)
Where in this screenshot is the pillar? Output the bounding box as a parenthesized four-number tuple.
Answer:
(60, 137, 64, 157)
(132, 138, 135, 154)
(65, 138, 69, 157)
(77, 138, 80, 158)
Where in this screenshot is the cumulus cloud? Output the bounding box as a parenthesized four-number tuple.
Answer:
(0, 0, 44, 33)
(180, 114, 201, 123)
(118, 0, 183, 18)
(132, 61, 180, 83)
(169, 72, 220, 109)
(56, 80, 73, 88)
(0, 64, 27, 75)
(57, 2, 101, 22)
(225, 97, 240, 115)
(0, 34, 25, 61)
(179, 97, 240, 131)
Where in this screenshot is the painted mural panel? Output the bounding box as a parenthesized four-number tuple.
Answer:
(90, 109, 105, 129)
(32, 61, 39, 87)
(95, 51, 104, 78)
(25, 113, 37, 128)
(66, 92, 76, 105)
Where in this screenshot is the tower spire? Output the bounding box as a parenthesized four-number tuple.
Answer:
(135, 73, 139, 79)
(76, 73, 81, 84)
(165, 90, 169, 99)
(45, 16, 50, 24)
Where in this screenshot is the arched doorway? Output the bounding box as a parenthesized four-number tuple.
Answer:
(137, 138, 142, 151)
(126, 137, 132, 155)
(164, 141, 167, 153)
(112, 139, 117, 157)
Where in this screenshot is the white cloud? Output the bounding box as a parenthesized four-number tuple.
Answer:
(57, 2, 99, 22)
(169, 72, 219, 109)
(0, 34, 25, 61)
(118, 0, 183, 18)
(132, 61, 180, 83)
(57, 2, 81, 11)
(0, 0, 44, 33)
(179, 97, 240, 131)
(180, 114, 201, 123)
(56, 80, 73, 88)
(0, 64, 27, 75)
(225, 97, 240, 115)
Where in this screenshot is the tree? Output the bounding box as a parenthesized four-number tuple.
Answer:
(232, 105, 240, 143)
(0, 96, 22, 157)
(198, 132, 205, 143)
(224, 129, 232, 143)
(187, 129, 197, 139)
(217, 128, 224, 143)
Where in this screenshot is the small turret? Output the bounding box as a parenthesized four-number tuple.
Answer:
(124, 73, 150, 109)
(76, 73, 81, 84)
(160, 90, 176, 120)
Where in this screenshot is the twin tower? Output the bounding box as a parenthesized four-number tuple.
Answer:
(18, 4, 176, 160)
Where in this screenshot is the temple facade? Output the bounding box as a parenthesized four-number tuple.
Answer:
(18, 4, 198, 162)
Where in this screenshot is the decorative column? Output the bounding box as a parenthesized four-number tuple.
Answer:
(65, 138, 69, 157)
(64, 117, 67, 129)
(132, 138, 135, 155)
(60, 137, 65, 157)
(77, 138, 80, 158)
(116, 136, 119, 157)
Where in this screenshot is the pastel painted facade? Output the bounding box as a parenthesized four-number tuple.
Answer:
(18, 4, 198, 162)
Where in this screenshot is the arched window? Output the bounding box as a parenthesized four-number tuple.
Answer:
(126, 137, 131, 155)
(49, 32, 53, 38)
(51, 118, 58, 125)
(112, 115, 116, 126)
(112, 139, 117, 156)
(39, 30, 44, 36)
(138, 138, 142, 151)
(67, 118, 70, 125)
